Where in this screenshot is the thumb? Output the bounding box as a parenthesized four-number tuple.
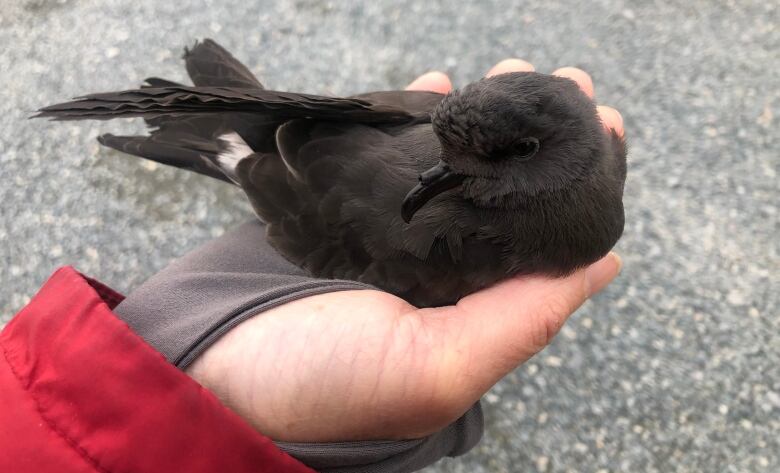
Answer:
(420, 252, 622, 400)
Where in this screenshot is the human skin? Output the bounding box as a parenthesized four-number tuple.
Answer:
(186, 59, 625, 443)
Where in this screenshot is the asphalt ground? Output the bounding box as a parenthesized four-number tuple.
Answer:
(1, 1, 777, 471)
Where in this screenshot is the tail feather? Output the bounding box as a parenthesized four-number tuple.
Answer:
(97, 133, 233, 183)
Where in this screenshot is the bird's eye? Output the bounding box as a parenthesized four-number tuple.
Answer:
(514, 137, 540, 161)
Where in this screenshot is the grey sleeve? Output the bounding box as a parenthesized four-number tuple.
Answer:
(113, 220, 483, 473)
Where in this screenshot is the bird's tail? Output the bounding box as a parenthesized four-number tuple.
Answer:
(94, 122, 250, 185)
(32, 39, 275, 183)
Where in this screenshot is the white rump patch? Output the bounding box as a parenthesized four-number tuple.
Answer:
(217, 132, 254, 183)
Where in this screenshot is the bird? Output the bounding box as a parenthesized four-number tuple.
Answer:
(36, 39, 627, 308)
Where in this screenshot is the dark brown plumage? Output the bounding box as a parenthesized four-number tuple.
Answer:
(36, 39, 627, 307)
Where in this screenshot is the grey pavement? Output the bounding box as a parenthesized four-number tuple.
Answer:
(1, 1, 778, 472)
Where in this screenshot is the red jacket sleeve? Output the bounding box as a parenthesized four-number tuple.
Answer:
(0, 266, 315, 473)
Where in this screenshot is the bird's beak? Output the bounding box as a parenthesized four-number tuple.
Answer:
(401, 161, 465, 223)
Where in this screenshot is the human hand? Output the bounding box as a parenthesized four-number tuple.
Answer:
(186, 60, 624, 443)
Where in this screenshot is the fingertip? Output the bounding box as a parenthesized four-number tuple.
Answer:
(585, 252, 622, 296)
(486, 58, 535, 77)
(405, 71, 453, 94)
(552, 66, 595, 98)
(597, 105, 625, 137)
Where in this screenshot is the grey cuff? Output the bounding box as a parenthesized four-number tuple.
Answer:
(276, 403, 483, 473)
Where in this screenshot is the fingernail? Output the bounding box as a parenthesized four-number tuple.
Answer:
(611, 109, 624, 131)
(597, 105, 624, 136)
(585, 252, 622, 296)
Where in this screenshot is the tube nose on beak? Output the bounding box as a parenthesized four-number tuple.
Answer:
(401, 161, 465, 223)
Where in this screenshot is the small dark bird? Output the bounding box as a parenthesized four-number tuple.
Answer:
(37, 39, 627, 307)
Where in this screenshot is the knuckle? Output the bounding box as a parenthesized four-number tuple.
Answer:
(529, 295, 574, 350)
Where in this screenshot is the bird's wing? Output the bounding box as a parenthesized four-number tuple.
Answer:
(35, 86, 438, 125)
(349, 90, 446, 117)
(183, 39, 265, 88)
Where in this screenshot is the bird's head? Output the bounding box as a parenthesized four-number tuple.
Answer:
(401, 72, 609, 222)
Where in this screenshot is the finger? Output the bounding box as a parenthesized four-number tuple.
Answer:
(457, 252, 621, 355)
(597, 105, 625, 137)
(422, 252, 622, 398)
(406, 71, 453, 94)
(486, 58, 535, 77)
(552, 66, 595, 98)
